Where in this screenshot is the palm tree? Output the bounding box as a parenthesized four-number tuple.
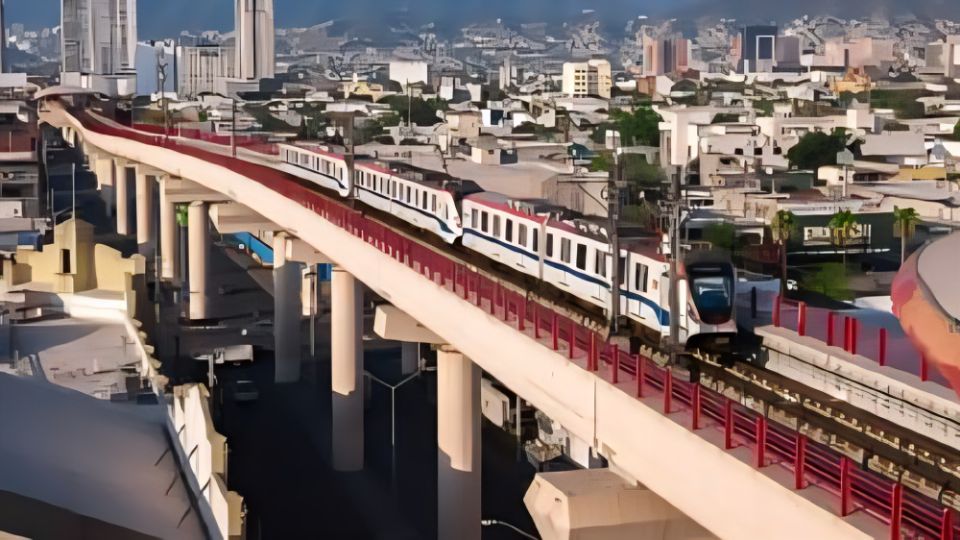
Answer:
(829, 209, 860, 269)
(893, 206, 920, 264)
(771, 209, 796, 292)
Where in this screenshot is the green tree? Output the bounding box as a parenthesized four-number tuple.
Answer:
(828, 209, 860, 268)
(802, 262, 851, 301)
(771, 209, 796, 292)
(607, 105, 662, 147)
(893, 206, 920, 264)
(590, 152, 613, 173)
(704, 222, 736, 253)
(786, 129, 848, 170)
(380, 96, 446, 126)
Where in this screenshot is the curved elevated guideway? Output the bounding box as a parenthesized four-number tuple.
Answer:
(41, 95, 960, 540)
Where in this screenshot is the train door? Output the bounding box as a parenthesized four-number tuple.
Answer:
(678, 278, 690, 342)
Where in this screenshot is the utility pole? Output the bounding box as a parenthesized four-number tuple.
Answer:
(667, 164, 683, 363)
(608, 149, 622, 335)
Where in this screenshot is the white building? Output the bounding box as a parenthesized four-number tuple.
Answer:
(60, 0, 137, 96)
(389, 60, 429, 90)
(234, 0, 274, 81)
(178, 45, 237, 98)
(561, 59, 612, 99)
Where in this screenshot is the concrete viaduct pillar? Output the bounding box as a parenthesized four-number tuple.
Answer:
(114, 158, 130, 236)
(92, 156, 115, 219)
(187, 201, 209, 320)
(273, 233, 304, 384)
(331, 265, 364, 472)
(159, 177, 177, 281)
(437, 346, 482, 540)
(135, 168, 154, 255)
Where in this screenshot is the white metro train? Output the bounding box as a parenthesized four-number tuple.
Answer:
(276, 143, 737, 346)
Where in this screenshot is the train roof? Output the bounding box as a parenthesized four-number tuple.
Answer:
(465, 192, 563, 220)
(357, 159, 484, 194)
(282, 142, 347, 161)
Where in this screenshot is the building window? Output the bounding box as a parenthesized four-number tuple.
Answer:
(60, 249, 71, 274)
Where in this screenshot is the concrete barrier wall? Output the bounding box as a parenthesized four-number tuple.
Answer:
(170, 384, 241, 540)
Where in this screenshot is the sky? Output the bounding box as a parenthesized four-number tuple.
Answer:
(8, 0, 960, 39)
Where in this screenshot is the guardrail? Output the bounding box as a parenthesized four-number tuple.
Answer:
(773, 295, 948, 388)
(74, 106, 959, 540)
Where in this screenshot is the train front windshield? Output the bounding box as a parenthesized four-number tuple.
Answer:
(688, 265, 734, 325)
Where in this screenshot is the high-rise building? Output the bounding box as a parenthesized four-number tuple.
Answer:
(739, 25, 778, 73)
(61, 0, 137, 94)
(62, 0, 137, 74)
(234, 0, 274, 81)
(642, 33, 690, 76)
(561, 59, 612, 99)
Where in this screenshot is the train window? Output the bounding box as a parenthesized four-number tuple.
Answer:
(406, 186, 411, 202)
(518, 224, 527, 248)
(422, 192, 428, 210)
(481, 212, 489, 232)
(575, 245, 587, 271)
(532, 230, 539, 253)
(493, 215, 501, 237)
(505, 220, 513, 242)
(560, 238, 571, 263)
(392, 181, 397, 198)
(635, 263, 648, 293)
(596, 251, 608, 278)
(546, 233, 554, 257)
(443, 204, 449, 220)
(432, 194, 437, 212)
(619, 256, 627, 286)
(300, 153, 309, 166)
(471, 209, 478, 227)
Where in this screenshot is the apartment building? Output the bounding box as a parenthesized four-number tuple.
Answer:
(561, 59, 612, 99)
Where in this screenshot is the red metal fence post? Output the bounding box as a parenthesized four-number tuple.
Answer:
(754, 416, 767, 468)
(724, 399, 734, 449)
(534, 304, 540, 339)
(589, 333, 597, 371)
(611, 344, 620, 384)
(663, 369, 673, 414)
(827, 312, 836, 346)
(518, 300, 526, 332)
(890, 482, 903, 540)
(840, 457, 852, 517)
(843, 316, 852, 353)
(568, 320, 576, 360)
(879, 328, 887, 367)
(795, 433, 807, 490)
(798, 302, 807, 336)
(636, 354, 645, 397)
(692, 384, 702, 430)
(773, 294, 782, 327)
(940, 508, 953, 540)
(551, 314, 559, 351)
(850, 318, 859, 356)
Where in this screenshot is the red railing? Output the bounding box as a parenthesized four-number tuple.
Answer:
(131, 123, 279, 155)
(76, 108, 959, 540)
(773, 295, 948, 388)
